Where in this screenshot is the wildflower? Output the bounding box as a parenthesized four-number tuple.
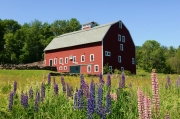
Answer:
(106, 73, 111, 88)
(36, 90, 40, 102)
(106, 91, 111, 114)
(34, 93, 39, 112)
(60, 76, 66, 92)
(165, 111, 170, 119)
(29, 86, 33, 99)
(90, 79, 95, 110)
(165, 76, 171, 89)
(21, 91, 24, 105)
(100, 106, 106, 119)
(54, 83, 59, 95)
(74, 92, 78, 109)
(13, 81, 17, 93)
(48, 73, 51, 85)
(87, 98, 94, 119)
(99, 72, 104, 85)
(119, 72, 125, 88)
(41, 83, 45, 101)
(8, 92, 14, 111)
(23, 93, 28, 109)
(97, 86, 103, 114)
(77, 89, 83, 109)
(110, 92, 117, 101)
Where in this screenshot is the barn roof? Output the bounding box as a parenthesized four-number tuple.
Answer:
(44, 20, 120, 51)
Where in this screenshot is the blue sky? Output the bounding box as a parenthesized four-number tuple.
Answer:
(0, 0, 180, 48)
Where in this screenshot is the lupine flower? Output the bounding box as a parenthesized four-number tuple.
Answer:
(34, 93, 39, 112)
(41, 83, 45, 101)
(87, 98, 94, 119)
(80, 74, 85, 90)
(165, 111, 170, 119)
(106, 73, 111, 88)
(151, 69, 160, 118)
(48, 73, 51, 85)
(66, 83, 73, 97)
(84, 82, 89, 98)
(29, 86, 33, 99)
(8, 92, 14, 111)
(137, 87, 144, 119)
(119, 72, 125, 88)
(90, 79, 95, 110)
(165, 76, 171, 89)
(176, 76, 180, 88)
(106, 91, 111, 114)
(77, 89, 83, 109)
(13, 81, 17, 93)
(97, 86, 103, 114)
(99, 72, 104, 85)
(74, 92, 78, 109)
(23, 93, 28, 109)
(110, 92, 117, 101)
(100, 106, 106, 119)
(60, 76, 66, 92)
(54, 83, 59, 95)
(143, 94, 152, 119)
(36, 90, 40, 102)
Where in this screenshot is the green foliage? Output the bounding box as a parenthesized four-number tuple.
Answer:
(103, 63, 112, 74)
(114, 68, 120, 74)
(1, 85, 11, 93)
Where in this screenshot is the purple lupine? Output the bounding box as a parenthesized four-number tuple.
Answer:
(165, 76, 171, 89)
(84, 82, 90, 98)
(23, 93, 28, 109)
(48, 73, 51, 85)
(66, 83, 72, 97)
(34, 92, 39, 112)
(60, 76, 66, 92)
(87, 98, 94, 119)
(97, 86, 103, 114)
(13, 81, 17, 93)
(41, 83, 45, 101)
(176, 76, 180, 88)
(90, 79, 95, 111)
(74, 92, 78, 109)
(77, 89, 83, 109)
(106, 91, 111, 114)
(21, 91, 24, 105)
(99, 72, 105, 85)
(100, 106, 106, 119)
(119, 72, 125, 88)
(29, 86, 33, 100)
(8, 92, 14, 111)
(106, 73, 111, 88)
(54, 83, 59, 95)
(80, 74, 86, 90)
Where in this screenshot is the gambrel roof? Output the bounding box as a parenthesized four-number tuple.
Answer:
(44, 21, 120, 51)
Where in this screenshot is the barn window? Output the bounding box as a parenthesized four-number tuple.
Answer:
(65, 57, 68, 64)
(122, 36, 125, 42)
(73, 56, 76, 63)
(118, 34, 121, 41)
(120, 44, 123, 51)
(64, 66, 67, 70)
(119, 22, 122, 29)
(105, 51, 111, 56)
(132, 58, 135, 64)
(109, 66, 112, 71)
(87, 65, 91, 72)
(118, 56, 121, 63)
(54, 58, 57, 64)
(90, 54, 94, 62)
(59, 58, 63, 64)
(81, 55, 85, 62)
(121, 67, 124, 71)
(94, 65, 99, 72)
(59, 66, 62, 70)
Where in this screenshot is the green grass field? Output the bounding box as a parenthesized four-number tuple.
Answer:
(0, 69, 179, 119)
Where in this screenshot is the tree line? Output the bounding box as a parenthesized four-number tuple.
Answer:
(136, 40, 180, 74)
(0, 18, 82, 64)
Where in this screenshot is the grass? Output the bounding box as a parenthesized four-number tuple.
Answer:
(0, 69, 180, 118)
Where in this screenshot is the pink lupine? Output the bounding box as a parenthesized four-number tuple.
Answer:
(137, 87, 144, 119)
(165, 111, 170, 119)
(151, 69, 160, 118)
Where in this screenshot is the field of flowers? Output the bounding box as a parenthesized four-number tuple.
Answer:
(0, 70, 180, 119)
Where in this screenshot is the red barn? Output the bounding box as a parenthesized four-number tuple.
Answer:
(44, 20, 136, 74)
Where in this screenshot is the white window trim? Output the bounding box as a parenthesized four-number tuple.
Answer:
(73, 56, 76, 63)
(118, 56, 121, 63)
(120, 44, 123, 51)
(122, 36, 125, 42)
(87, 65, 91, 73)
(121, 67, 124, 71)
(118, 34, 121, 41)
(109, 66, 112, 71)
(132, 58, 135, 64)
(105, 51, 111, 56)
(54, 58, 57, 65)
(90, 54, 94, 62)
(59, 66, 62, 70)
(49, 59, 53, 66)
(81, 55, 85, 62)
(94, 65, 99, 72)
(65, 57, 68, 64)
(59, 58, 63, 64)
(119, 22, 122, 29)
(64, 66, 67, 70)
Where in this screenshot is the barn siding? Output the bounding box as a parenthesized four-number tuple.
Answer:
(45, 42, 102, 74)
(103, 22, 136, 74)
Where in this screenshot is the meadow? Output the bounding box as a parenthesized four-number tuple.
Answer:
(0, 69, 179, 119)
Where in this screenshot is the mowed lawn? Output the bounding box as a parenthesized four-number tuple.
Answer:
(0, 69, 180, 118)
